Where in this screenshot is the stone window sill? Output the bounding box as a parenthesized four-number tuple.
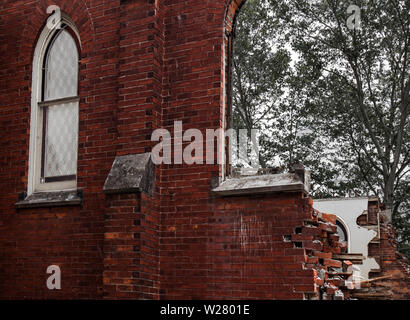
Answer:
(15, 189, 83, 209)
(212, 165, 310, 197)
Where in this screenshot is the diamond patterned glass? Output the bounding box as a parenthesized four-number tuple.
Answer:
(44, 29, 78, 100)
(41, 28, 79, 179)
(44, 102, 78, 178)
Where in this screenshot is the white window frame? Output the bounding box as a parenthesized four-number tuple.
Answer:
(28, 14, 81, 195)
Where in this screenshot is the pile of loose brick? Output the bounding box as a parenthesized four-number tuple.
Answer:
(349, 223, 410, 300)
(301, 202, 410, 300)
(289, 205, 355, 300)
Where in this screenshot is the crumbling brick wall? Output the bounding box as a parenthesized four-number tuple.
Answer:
(201, 194, 347, 300)
(360, 222, 410, 300)
(0, 0, 358, 300)
(342, 200, 410, 299)
(206, 193, 315, 299)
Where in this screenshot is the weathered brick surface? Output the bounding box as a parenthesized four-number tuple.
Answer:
(339, 201, 410, 300)
(103, 193, 159, 299)
(362, 223, 410, 300)
(0, 206, 104, 299)
(0, 0, 120, 299)
(0, 0, 349, 300)
(205, 193, 314, 300)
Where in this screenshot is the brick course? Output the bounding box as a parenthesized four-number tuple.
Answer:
(1, 0, 400, 300)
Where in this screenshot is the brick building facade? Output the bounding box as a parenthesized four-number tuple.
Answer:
(0, 0, 407, 300)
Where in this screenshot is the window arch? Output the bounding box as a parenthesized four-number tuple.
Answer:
(336, 219, 349, 249)
(224, 0, 301, 178)
(222, 0, 247, 179)
(28, 14, 81, 195)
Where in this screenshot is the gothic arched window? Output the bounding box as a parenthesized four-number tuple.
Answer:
(28, 17, 80, 194)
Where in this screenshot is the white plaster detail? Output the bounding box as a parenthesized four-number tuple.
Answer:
(313, 197, 380, 280)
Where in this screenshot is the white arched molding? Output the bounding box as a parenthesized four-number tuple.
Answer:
(28, 13, 81, 195)
(336, 216, 350, 251)
(313, 198, 380, 280)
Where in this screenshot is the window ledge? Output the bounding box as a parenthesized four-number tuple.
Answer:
(15, 189, 83, 209)
(212, 165, 310, 197)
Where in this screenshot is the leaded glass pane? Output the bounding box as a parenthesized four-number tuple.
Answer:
(44, 29, 78, 101)
(44, 102, 78, 178)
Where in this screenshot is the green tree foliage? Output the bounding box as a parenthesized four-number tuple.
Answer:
(232, 0, 291, 168)
(232, 0, 409, 255)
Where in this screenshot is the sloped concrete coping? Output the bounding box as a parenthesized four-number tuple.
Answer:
(15, 189, 83, 209)
(212, 166, 310, 196)
(103, 153, 154, 195)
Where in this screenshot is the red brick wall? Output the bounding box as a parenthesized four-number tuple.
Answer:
(157, 0, 223, 299)
(208, 193, 314, 299)
(0, 206, 104, 299)
(0, 0, 121, 299)
(348, 201, 410, 299)
(103, 193, 159, 300)
(367, 223, 410, 299)
(117, 0, 164, 155)
(0, 0, 346, 300)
